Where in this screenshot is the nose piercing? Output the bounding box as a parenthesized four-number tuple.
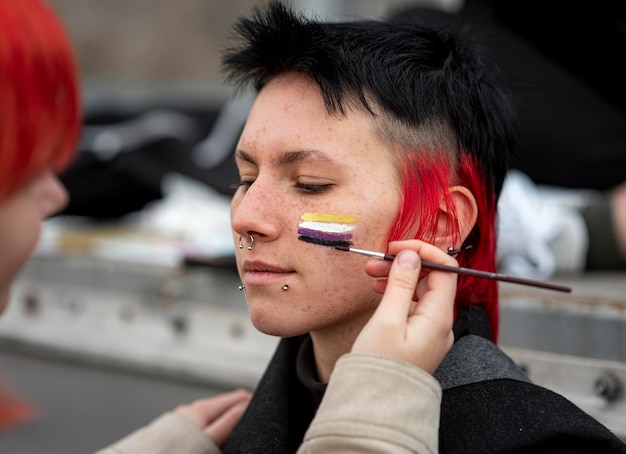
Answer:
(239, 233, 254, 251)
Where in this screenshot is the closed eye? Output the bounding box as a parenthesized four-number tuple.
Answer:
(230, 180, 254, 192)
(295, 182, 332, 194)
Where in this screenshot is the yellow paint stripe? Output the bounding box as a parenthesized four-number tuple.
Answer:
(300, 213, 359, 224)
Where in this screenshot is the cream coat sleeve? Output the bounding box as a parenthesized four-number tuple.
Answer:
(95, 412, 221, 454)
(298, 352, 442, 454)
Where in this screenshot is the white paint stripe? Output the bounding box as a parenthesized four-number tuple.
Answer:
(298, 221, 357, 233)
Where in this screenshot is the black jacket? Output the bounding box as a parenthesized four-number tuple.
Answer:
(223, 305, 626, 453)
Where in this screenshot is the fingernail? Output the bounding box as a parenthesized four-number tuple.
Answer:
(397, 250, 419, 270)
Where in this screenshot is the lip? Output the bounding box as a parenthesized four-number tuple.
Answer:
(242, 259, 295, 286)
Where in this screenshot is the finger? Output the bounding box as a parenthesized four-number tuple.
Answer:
(369, 249, 421, 326)
(174, 389, 251, 427)
(205, 400, 250, 446)
(371, 278, 388, 295)
(409, 246, 458, 316)
(365, 259, 391, 294)
(364, 258, 392, 278)
(388, 241, 458, 287)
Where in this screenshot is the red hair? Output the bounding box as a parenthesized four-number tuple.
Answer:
(387, 151, 500, 340)
(0, 0, 80, 200)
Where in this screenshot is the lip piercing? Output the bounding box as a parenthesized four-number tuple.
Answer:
(238, 284, 246, 291)
(282, 285, 289, 291)
(239, 233, 254, 251)
(447, 244, 473, 256)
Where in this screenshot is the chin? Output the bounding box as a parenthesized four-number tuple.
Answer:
(247, 304, 309, 338)
(249, 315, 305, 338)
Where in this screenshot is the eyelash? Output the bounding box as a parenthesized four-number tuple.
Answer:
(230, 180, 332, 194)
(231, 181, 253, 191)
(295, 182, 332, 194)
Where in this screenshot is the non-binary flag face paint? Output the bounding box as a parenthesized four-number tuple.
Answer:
(297, 212, 359, 248)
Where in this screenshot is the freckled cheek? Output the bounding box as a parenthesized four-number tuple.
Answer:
(353, 199, 400, 249)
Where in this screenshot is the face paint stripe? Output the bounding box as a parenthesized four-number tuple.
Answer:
(297, 228, 353, 242)
(298, 212, 358, 248)
(298, 221, 356, 233)
(300, 213, 359, 224)
(298, 235, 352, 248)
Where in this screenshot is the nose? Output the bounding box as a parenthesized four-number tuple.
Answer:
(36, 171, 69, 219)
(230, 180, 281, 242)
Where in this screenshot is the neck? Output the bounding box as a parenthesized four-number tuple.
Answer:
(309, 310, 373, 383)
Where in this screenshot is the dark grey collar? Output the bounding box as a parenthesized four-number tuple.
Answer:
(434, 334, 531, 390)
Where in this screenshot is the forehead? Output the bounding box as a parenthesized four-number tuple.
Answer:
(238, 74, 391, 165)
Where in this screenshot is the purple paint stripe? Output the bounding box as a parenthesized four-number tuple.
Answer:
(297, 228, 353, 242)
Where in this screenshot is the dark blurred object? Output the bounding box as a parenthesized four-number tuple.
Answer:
(59, 99, 245, 219)
(480, 0, 626, 115)
(389, 0, 626, 191)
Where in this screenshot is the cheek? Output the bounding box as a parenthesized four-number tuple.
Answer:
(0, 223, 41, 275)
(353, 194, 401, 249)
(0, 214, 41, 313)
(304, 249, 380, 308)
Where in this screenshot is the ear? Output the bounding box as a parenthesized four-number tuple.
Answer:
(434, 186, 478, 251)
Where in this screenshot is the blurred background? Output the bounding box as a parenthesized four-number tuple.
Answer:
(51, 0, 461, 104)
(0, 1, 624, 452)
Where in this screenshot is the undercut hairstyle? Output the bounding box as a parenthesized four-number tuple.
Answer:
(222, 1, 517, 340)
(0, 0, 80, 200)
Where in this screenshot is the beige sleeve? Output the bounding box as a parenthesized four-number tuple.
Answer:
(298, 352, 442, 454)
(95, 412, 221, 454)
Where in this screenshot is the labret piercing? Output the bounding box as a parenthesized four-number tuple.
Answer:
(238, 284, 289, 291)
(236, 234, 288, 291)
(239, 233, 254, 251)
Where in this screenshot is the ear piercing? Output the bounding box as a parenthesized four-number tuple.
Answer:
(447, 244, 473, 256)
(239, 233, 254, 251)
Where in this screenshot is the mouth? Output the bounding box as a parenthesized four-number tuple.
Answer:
(242, 260, 295, 286)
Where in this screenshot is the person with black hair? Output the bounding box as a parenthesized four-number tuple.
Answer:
(217, 2, 626, 453)
(99, 1, 626, 452)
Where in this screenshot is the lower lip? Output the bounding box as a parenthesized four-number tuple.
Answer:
(243, 270, 293, 286)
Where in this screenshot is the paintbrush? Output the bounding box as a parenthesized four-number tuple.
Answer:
(334, 245, 572, 293)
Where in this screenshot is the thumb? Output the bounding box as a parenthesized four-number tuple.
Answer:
(371, 250, 420, 325)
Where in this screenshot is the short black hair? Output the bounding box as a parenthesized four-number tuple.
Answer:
(221, 0, 515, 196)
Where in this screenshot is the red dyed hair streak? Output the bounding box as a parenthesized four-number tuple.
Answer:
(0, 0, 80, 200)
(387, 151, 500, 340)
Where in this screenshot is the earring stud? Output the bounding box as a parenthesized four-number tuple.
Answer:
(447, 244, 473, 256)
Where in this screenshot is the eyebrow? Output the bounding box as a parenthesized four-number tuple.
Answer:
(235, 149, 341, 168)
